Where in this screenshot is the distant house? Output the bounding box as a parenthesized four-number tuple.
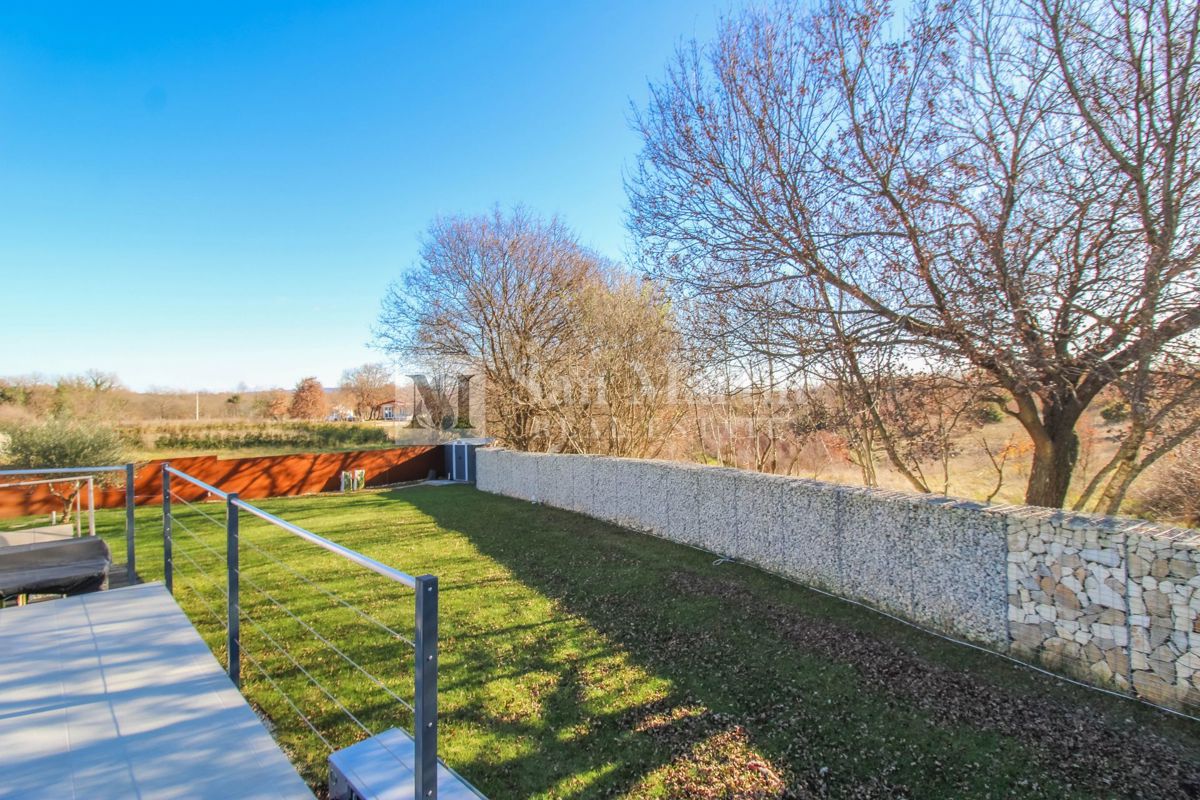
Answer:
(374, 400, 410, 422)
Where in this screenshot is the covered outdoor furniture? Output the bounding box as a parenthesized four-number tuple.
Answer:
(0, 536, 110, 603)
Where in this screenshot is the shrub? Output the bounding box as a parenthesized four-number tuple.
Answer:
(118, 421, 391, 451)
(1136, 440, 1200, 527)
(1, 419, 126, 519)
(1099, 400, 1129, 424)
(3, 419, 125, 469)
(970, 403, 1004, 424)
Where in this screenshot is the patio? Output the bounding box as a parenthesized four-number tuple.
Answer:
(0, 582, 313, 799)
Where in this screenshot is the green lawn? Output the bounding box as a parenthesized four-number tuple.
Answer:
(92, 486, 1200, 799)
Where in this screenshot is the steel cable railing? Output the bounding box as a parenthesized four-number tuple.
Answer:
(236, 601, 379, 736)
(239, 535, 415, 647)
(170, 562, 228, 631)
(160, 463, 439, 800)
(167, 483, 366, 710)
(232, 566, 416, 713)
(170, 491, 225, 530)
(163, 488, 354, 753)
(168, 509, 224, 561)
(162, 490, 231, 643)
(240, 645, 337, 750)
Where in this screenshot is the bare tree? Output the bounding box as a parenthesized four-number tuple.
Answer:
(83, 370, 120, 393)
(552, 273, 687, 457)
(340, 363, 393, 420)
(980, 433, 1020, 503)
(377, 209, 598, 449)
(252, 389, 290, 421)
(377, 208, 684, 454)
(628, 0, 1200, 507)
(1074, 359, 1200, 513)
(1136, 437, 1200, 525)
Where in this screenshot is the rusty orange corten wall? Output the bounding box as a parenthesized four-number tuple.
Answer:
(0, 446, 444, 518)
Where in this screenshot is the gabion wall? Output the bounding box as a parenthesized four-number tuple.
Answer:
(477, 450, 1009, 644)
(476, 449, 1200, 713)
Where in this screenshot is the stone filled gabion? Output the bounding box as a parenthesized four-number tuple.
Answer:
(1005, 511, 1132, 691)
(473, 448, 1200, 713)
(1126, 529, 1200, 709)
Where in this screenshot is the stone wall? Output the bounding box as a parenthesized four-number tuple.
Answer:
(1005, 509, 1132, 690)
(475, 448, 1200, 713)
(1128, 528, 1200, 708)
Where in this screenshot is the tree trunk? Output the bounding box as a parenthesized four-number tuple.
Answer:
(1024, 422, 1080, 508)
(1099, 459, 1142, 516)
(47, 485, 78, 524)
(1098, 415, 1200, 516)
(1073, 420, 1145, 511)
(1095, 422, 1147, 515)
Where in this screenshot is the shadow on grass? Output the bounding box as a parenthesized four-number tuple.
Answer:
(90, 487, 1200, 799)
(401, 486, 1200, 800)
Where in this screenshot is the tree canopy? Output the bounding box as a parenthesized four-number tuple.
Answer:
(628, 0, 1200, 507)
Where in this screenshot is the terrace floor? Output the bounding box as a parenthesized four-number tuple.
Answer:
(0, 582, 313, 800)
(90, 485, 1200, 799)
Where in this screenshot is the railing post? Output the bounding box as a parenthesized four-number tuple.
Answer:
(87, 476, 96, 538)
(414, 574, 439, 800)
(226, 492, 241, 689)
(161, 465, 172, 595)
(125, 462, 136, 584)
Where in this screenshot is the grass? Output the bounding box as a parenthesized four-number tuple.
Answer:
(92, 486, 1200, 799)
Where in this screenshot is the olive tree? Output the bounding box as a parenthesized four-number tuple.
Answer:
(1, 419, 126, 520)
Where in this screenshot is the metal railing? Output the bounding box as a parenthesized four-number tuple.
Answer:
(0, 475, 96, 537)
(161, 464, 439, 800)
(0, 464, 137, 583)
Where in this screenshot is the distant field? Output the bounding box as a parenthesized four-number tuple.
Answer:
(18, 409, 1165, 519)
(682, 410, 1150, 515)
(128, 441, 403, 460)
(807, 414, 1128, 509)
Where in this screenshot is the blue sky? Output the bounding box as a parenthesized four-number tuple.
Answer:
(0, 1, 725, 391)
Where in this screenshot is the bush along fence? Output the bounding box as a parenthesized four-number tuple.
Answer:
(0, 446, 444, 517)
(475, 448, 1200, 715)
(116, 421, 392, 452)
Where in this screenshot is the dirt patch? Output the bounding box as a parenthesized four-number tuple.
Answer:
(621, 699, 902, 799)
